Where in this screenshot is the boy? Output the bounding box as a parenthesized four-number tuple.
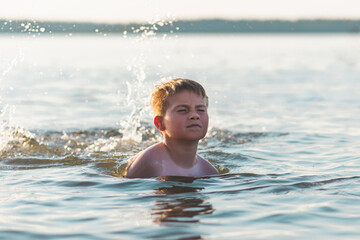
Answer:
(125, 78, 219, 178)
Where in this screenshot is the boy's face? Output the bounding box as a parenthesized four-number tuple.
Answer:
(160, 90, 208, 141)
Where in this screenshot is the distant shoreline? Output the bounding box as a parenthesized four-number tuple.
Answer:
(1, 19, 359, 34)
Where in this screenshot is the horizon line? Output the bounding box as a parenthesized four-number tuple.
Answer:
(2, 17, 360, 25)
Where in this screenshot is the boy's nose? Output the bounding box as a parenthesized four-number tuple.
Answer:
(189, 111, 200, 120)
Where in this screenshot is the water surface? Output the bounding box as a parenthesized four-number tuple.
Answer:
(1, 34, 360, 239)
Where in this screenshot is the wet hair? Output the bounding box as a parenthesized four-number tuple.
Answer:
(150, 78, 208, 116)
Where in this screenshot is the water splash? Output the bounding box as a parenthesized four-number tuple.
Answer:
(1, 47, 40, 154)
(0, 46, 26, 153)
(0, 124, 40, 156)
(1, 19, 47, 37)
(119, 63, 149, 142)
(0, 106, 14, 152)
(118, 18, 176, 141)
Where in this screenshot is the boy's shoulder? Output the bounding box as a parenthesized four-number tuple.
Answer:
(196, 155, 219, 175)
(125, 143, 166, 178)
(125, 143, 219, 178)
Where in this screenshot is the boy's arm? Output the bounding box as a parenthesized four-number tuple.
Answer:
(125, 152, 159, 178)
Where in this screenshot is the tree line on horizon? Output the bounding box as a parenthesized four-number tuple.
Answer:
(1, 19, 359, 34)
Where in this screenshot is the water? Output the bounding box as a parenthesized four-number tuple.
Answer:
(1, 33, 360, 239)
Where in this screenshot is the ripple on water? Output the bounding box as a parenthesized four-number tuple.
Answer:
(1, 125, 360, 239)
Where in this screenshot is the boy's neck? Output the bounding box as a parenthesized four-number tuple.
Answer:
(162, 137, 199, 169)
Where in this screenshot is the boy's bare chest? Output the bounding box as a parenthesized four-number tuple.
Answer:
(158, 158, 203, 177)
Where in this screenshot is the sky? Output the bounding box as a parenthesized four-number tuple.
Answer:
(1, 0, 359, 23)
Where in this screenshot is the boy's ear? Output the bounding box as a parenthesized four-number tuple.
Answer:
(154, 116, 165, 131)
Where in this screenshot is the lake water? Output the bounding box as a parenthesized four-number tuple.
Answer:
(1, 32, 360, 239)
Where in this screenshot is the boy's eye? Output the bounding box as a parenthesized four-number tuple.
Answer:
(177, 108, 187, 112)
(197, 108, 206, 112)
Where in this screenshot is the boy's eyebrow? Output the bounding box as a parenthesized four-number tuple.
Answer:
(175, 104, 207, 108)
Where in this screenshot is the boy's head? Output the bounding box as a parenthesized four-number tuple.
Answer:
(150, 78, 208, 117)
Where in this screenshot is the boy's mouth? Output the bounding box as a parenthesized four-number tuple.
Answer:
(186, 124, 201, 128)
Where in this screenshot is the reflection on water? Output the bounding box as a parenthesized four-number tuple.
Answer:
(152, 177, 214, 226)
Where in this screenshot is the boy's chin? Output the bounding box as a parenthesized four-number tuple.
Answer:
(167, 130, 207, 141)
(185, 132, 207, 140)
